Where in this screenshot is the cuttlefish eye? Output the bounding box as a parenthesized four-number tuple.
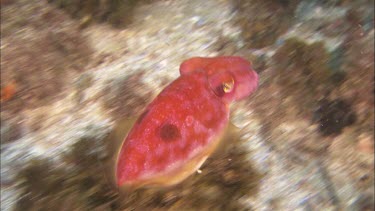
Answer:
(222, 80, 234, 93)
(208, 71, 235, 98)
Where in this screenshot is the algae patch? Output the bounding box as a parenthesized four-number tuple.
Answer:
(271, 38, 335, 115)
(234, 0, 298, 49)
(14, 133, 262, 210)
(312, 98, 356, 136)
(47, 0, 153, 28)
(15, 137, 116, 211)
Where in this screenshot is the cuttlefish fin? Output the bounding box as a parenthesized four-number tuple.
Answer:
(210, 122, 241, 158)
(106, 118, 137, 156)
(118, 151, 209, 192)
(103, 117, 137, 192)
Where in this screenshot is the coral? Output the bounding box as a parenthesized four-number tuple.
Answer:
(234, 0, 298, 48)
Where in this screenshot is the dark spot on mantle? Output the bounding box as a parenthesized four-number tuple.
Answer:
(159, 123, 180, 141)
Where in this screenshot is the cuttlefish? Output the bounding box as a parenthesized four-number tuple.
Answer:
(106, 56, 259, 191)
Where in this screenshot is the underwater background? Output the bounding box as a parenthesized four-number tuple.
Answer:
(1, 0, 374, 210)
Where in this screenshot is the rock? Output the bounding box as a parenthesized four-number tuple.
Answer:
(0, 115, 22, 144)
(357, 134, 374, 154)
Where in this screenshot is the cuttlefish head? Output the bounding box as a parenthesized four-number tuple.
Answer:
(180, 56, 259, 104)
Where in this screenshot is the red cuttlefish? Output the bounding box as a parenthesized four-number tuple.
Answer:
(108, 56, 259, 191)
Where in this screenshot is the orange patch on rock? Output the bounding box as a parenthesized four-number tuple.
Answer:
(1, 81, 16, 102)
